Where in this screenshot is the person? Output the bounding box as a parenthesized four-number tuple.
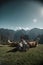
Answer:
(18, 42, 23, 51)
(18, 38, 29, 51)
(22, 39, 28, 51)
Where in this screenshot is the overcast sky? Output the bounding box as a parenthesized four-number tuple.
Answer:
(0, 0, 43, 30)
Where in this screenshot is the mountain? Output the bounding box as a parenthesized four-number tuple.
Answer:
(28, 28, 43, 40)
(14, 29, 26, 41)
(0, 28, 15, 42)
(0, 28, 43, 43)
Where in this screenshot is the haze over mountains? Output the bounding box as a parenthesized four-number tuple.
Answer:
(0, 28, 43, 42)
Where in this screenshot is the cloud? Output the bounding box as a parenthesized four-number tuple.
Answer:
(15, 27, 22, 30)
(23, 27, 29, 30)
(18, 27, 22, 30)
(33, 19, 37, 23)
(15, 27, 29, 30)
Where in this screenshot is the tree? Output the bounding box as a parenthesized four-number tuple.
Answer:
(20, 34, 29, 41)
(39, 35, 43, 44)
(35, 34, 43, 44)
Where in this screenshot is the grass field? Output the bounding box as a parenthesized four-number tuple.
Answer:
(0, 44, 43, 65)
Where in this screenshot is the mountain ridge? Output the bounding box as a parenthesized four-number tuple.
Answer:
(0, 28, 43, 42)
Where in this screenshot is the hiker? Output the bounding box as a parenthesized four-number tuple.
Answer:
(22, 39, 29, 51)
(18, 42, 23, 51)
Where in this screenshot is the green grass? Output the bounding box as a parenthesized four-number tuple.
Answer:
(0, 44, 43, 65)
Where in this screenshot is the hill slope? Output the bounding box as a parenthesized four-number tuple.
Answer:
(0, 28, 43, 42)
(0, 44, 43, 65)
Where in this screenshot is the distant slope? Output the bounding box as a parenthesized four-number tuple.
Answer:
(28, 28, 43, 40)
(0, 28, 43, 42)
(14, 29, 26, 41)
(0, 28, 15, 41)
(0, 44, 43, 65)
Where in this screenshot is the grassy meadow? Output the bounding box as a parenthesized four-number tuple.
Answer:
(0, 44, 43, 65)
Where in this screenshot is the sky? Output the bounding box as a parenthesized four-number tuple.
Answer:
(0, 0, 43, 30)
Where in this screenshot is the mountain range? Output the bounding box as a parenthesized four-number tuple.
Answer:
(0, 28, 43, 42)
